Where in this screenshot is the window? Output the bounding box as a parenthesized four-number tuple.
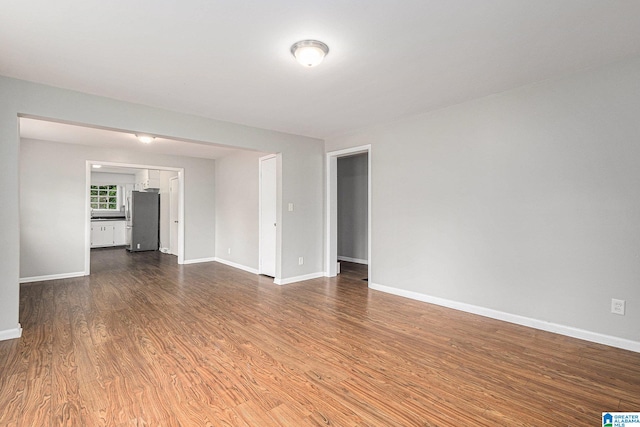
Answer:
(90, 185, 119, 210)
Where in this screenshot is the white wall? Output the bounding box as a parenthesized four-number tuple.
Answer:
(19, 138, 215, 279)
(214, 150, 268, 272)
(91, 172, 135, 185)
(326, 56, 640, 347)
(0, 75, 323, 338)
(337, 154, 368, 263)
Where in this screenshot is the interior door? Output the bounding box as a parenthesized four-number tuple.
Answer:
(259, 156, 277, 277)
(169, 177, 179, 256)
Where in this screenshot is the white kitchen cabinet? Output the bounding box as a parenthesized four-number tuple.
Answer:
(135, 169, 160, 190)
(113, 221, 126, 246)
(91, 220, 127, 248)
(91, 223, 115, 248)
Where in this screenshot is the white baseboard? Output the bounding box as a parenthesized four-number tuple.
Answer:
(182, 257, 216, 265)
(274, 272, 325, 286)
(369, 282, 640, 353)
(338, 256, 368, 265)
(20, 271, 86, 284)
(0, 324, 22, 341)
(213, 257, 259, 275)
(159, 247, 170, 254)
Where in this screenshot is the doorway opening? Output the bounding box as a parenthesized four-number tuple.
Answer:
(18, 116, 248, 286)
(337, 153, 369, 280)
(85, 161, 185, 275)
(326, 145, 371, 282)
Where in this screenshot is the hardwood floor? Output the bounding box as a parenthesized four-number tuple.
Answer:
(1, 249, 639, 426)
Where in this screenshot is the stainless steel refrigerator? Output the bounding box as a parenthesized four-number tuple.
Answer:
(126, 191, 159, 252)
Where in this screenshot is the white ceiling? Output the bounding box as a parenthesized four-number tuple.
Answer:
(2, 1, 640, 139)
(19, 117, 243, 160)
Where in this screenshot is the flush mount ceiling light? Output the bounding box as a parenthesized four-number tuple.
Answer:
(136, 134, 155, 144)
(92, 164, 102, 169)
(290, 40, 329, 67)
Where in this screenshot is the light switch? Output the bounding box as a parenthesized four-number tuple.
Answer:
(288, 203, 294, 212)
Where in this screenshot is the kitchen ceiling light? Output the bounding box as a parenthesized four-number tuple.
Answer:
(136, 134, 155, 143)
(290, 40, 329, 67)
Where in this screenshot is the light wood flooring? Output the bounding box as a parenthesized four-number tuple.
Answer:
(1, 248, 639, 426)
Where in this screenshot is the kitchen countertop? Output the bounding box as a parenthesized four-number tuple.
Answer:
(91, 217, 126, 221)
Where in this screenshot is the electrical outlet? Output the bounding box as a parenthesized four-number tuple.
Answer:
(611, 298, 625, 315)
(298, 257, 304, 265)
(288, 203, 294, 212)
(228, 248, 231, 255)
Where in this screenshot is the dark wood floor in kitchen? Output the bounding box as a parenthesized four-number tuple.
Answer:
(1, 248, 639, 426)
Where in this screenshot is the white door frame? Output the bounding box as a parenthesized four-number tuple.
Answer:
(258, 154, 278, 280)
(85, 161, 185, 275)
(169, 176, 179, 256)
(326, 145, 371, 279)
